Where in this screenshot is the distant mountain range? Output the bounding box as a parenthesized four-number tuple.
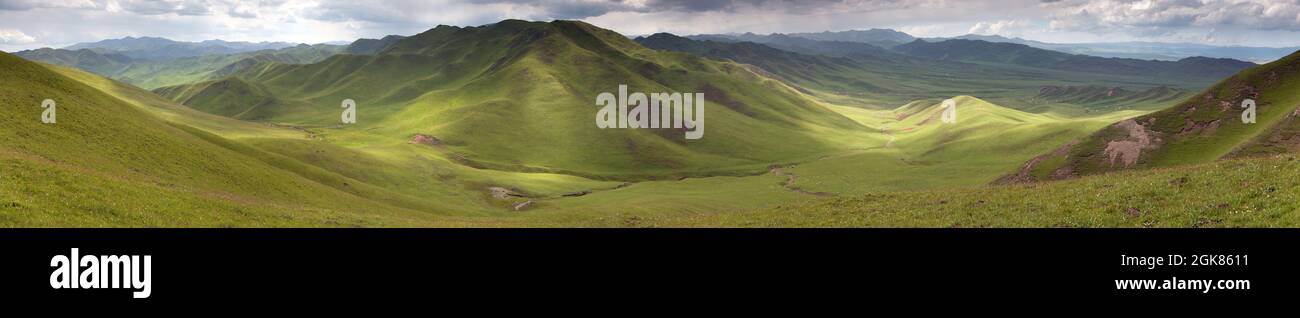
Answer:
(692, 29, 1299, 63)
(937, 34, 1300, 64)
(15, 43, 344, 89)
(892, 39, 1255, 80)
(687, 33, 895, 58)
(638, 32, 1253, 110)
(64, 36, 299, 60)
(786, 29, 916, 48)
(16, 34, 418, 90)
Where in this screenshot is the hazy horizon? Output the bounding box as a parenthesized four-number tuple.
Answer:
(3, 0, 1300, 52)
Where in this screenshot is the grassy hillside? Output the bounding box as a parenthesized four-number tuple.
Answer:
(1006, 50, 1300, 182)
(15, 19, 1284, 228)
(152, 77, 310, 120)
(39, 55, 631, 220)
(156, 20, 879, 180)
(606, 154, 1300, 227)
(11, 48, 1275, 228)
(771, 96, 1143, 194)
(0, 51, 483, 226)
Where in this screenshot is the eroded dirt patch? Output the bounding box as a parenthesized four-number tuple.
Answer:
(409, 134, 444, 148)
(1103, 119, 1159, 167)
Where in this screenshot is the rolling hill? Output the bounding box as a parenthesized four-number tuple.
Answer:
(0, 51, 478, 226)
(1002, 49, 1300, 183)
(154, 20, 877, 180)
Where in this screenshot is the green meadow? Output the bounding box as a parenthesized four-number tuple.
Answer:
(3, 20, 1297, 227)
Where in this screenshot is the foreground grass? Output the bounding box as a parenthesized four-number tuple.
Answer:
(594, 155, 1300, 227)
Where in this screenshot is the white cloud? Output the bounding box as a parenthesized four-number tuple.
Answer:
(969, 20, 1027, 35)
(0, 29, 36, 44)
(1047, 0, 1300, 33)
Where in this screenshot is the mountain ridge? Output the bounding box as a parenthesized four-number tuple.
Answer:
(155, 19, 876, 179)
(65, 36, 299, 60)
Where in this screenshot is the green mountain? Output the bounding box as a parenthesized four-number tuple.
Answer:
(16, 44, 343, 89)
(9, 19, 1292, 228)
(693, 29, 916, 52)
(66, 36, 297, 60)
(687, 33, 897, 58)
(939, 34, 1300, 63)
(152, 76, 302, 120)
(638, 33, 1203, 110)
(344, 35, 407, 55)
(893, 39, 1256, 84)
(11, 48, 135, 75)
(155, 20, 873, 179)
(786, 29, 916, 48)
(1002, 49, 1300, 183)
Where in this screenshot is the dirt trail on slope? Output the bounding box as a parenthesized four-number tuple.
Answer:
(770, 167, 835, 197)
(880, 126, 897, 148)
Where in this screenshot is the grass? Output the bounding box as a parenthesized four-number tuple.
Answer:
(1027, 50, 1300, 180)
(4, 19, 1296, 228)
(0, 52, 473, 227)
(157, 20, 879, 180)
(620, 155, 1300, 228)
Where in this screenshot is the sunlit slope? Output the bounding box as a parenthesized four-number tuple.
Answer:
(157, 20, 876, 179)
(47, 57, 623, 217)
(0, 52, 473, 226)
(1007, 50, 1300, 182)
(770, 96, 1143, 194)
(618, 155, 1300, 228)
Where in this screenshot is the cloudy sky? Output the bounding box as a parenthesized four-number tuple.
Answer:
(3, 0, 1300, 51)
